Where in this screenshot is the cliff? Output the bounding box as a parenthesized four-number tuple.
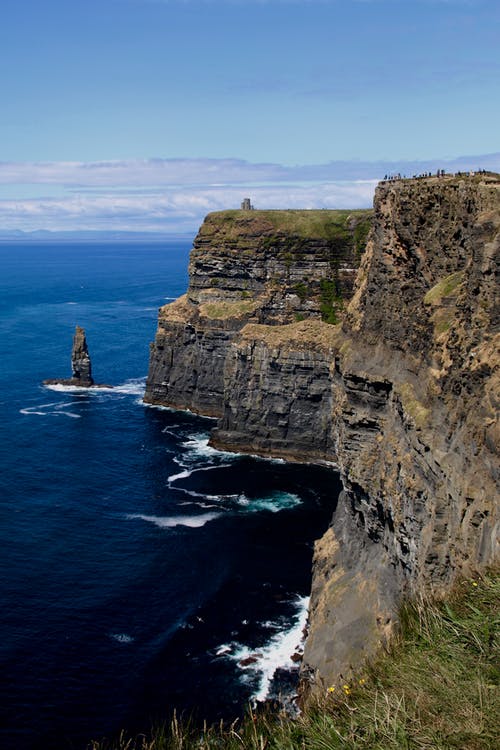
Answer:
(145, 174, 499, 691)
(144, 209, 371, 415)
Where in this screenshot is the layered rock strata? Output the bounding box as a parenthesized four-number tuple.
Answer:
(146, 174, 499, 690)
(144, 209, 371, 414)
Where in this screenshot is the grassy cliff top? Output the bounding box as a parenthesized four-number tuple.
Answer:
(199, 208, 372, 241)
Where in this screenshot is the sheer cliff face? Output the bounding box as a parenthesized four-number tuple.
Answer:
(145, 176, 499, 690)
(213, 175, 499, 687)
(144, 209, 371, 414)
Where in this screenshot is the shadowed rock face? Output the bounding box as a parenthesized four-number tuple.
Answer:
(144, 174, 499, 691)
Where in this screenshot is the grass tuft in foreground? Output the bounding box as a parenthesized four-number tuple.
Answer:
(90, 569, 499, 750)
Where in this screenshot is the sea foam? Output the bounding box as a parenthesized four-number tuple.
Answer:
(217, 595, 310, 704)
(181, 434, 237, 463)
(109, 633, 135, 644)
(43, 377, 146, 396)
(126, 512, 220, 529)
(20, 401, 83, 418)
(237, 492, 301, 513)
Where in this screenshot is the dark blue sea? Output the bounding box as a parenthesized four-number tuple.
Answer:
(0, 241, 340, 750)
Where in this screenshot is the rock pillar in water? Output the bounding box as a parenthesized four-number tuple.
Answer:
(43, 325, 108, 387)
(71, 326, 94, 386)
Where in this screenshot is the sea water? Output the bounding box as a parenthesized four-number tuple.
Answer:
(0, 242, 341, 750)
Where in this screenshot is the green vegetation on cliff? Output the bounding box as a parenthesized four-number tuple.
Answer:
(207, 209, 372, 243)
(424, 270, 466, 305)
(90, 569, 499, 750)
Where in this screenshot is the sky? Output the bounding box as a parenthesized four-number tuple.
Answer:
(1, 0, 499, 235)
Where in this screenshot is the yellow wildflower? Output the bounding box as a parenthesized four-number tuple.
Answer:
(359, 678, 366, 686)
(342, 684, 351, 695)
(327, 686, 335, 693)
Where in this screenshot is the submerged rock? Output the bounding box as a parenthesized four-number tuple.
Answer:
(44, 326, 111, 388)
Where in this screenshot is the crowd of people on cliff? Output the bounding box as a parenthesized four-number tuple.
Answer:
(382, 168, 489, 183)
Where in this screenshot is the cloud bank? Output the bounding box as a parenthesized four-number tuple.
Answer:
(0, 154, 498, 235)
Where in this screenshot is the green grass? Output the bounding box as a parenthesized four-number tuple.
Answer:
(319, 278, 343, 324)
(89, 569, 499, 750)
(209, 209, 372, 242)
(199, 299, 258, 319)
(398, 382, 431, 429)
(424, 271, 465, 305)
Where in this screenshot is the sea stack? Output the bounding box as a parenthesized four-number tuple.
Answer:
(44, 325, 110, 388)
(70, 325, 94, 386)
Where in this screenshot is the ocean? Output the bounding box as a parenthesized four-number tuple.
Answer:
(0, 241, 341, 750)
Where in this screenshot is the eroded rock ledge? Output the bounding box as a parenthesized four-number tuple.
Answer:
(145, 176, 499, 690)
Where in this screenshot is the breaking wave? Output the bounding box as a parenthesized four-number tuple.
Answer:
(180, 434, 238, 464)
(43, 377, 146, 396)
(126, 512, 220, 529)
(215, 595, 310, 704)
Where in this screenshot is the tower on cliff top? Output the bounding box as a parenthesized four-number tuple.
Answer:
(241, 198, 254, 210)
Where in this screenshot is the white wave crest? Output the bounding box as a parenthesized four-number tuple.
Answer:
(111, 377, 146, 396)
(20, 401, 83, 418)
(109, 633, 134, 644)
(167, 463, 228, 485)
(43, 383, 103, 393)
(126, 512, 220, 529)
(218, 595, 309, 704)
(44, 377, 146, 396)
(161, 425, 181, 436)
(181, 434, 238, 462)
(236, 491, 301, 513)
(167, 467, 194, 483)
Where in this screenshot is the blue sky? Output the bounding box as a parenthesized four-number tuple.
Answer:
(1, 0, 499, 233)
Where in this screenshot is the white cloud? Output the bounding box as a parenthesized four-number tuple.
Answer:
(2, 154, 498, 189)
(0, 181, 377, 233)
(0, 153, 497, 234)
